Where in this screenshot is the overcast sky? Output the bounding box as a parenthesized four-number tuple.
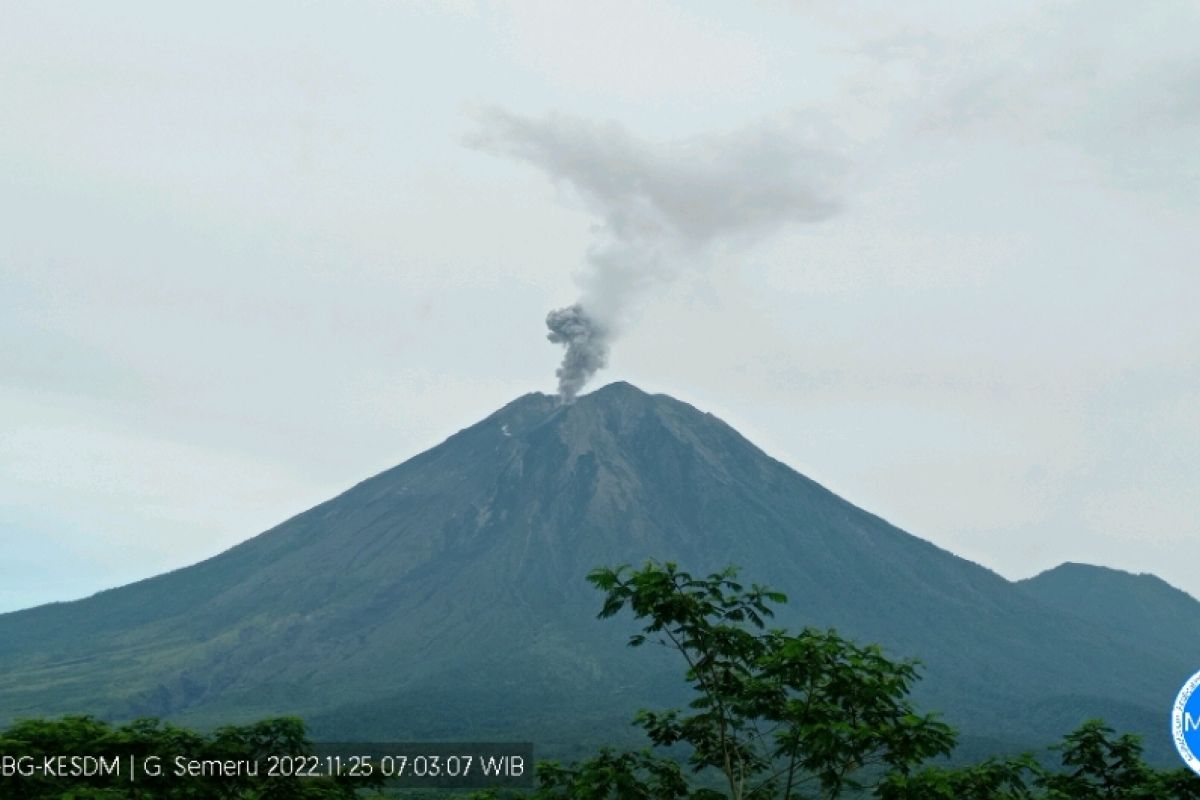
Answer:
(2, 1, 1198, 614)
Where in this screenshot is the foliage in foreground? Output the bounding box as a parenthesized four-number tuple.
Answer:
(472, 561, 1200, 800)
(4, 561, 1199, 798)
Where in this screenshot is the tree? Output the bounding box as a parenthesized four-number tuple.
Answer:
(513, 561, 955, 800)
(478, 560, 1200, 800)
(10, 562, 1200, 799)
(1036, 720, 1200, 800)
(879, 720, 1200, 800)
(875, 754, 1039, 800)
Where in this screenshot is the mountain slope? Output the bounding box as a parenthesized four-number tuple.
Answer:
(0, 383, 1193, 760)
(1019, 562, 1200, 659)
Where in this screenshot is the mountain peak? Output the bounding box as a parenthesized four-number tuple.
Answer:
(1022, 561, 1193, 600)
(482, 382, 718, 456)
(588, 379, 644, 396)
(490, 382, 661, 426)
(583, 380, 664, 403)
(1019, 561, 1200, 662)
(564, 381, 665, 416)
(2, 385, 1194, 764)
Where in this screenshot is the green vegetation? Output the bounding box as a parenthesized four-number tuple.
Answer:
(471, 561, 1199, 799)
(879, 720, 1200, 799)
(2, 384, 1196, 759)
(3, 559, 1198, 798)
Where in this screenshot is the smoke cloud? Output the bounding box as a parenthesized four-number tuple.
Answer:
(545, 304, 608, 402)
(469, 108, 844, 400)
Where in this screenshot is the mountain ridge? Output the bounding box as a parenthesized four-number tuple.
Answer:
(1019, 561, 1200, 659)
(0, 382, 1192, 761)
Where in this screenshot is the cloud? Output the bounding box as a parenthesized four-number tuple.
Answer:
(829, 1, 1200, 196)
(468, 107, 845, 397)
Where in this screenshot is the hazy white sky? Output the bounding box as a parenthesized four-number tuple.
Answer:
(2, 1, 1197, 613)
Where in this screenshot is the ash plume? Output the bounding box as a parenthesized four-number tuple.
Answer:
(468, 108, 844, 400)
(545, 304, 608, 402)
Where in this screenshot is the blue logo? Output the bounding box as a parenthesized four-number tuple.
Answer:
(1172, 669, 1200, 775)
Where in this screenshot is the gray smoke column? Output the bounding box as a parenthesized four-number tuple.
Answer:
(467, 107, 844, 401)
(545, 304, 608, 402)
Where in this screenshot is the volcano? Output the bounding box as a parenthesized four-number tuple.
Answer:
(0, 382, 1193, 760)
